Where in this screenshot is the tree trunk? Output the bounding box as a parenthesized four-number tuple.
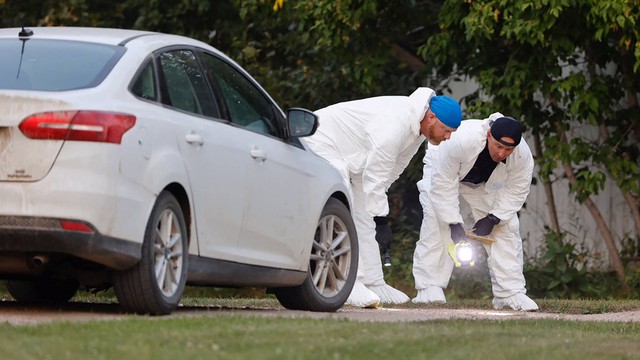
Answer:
(558, 131, 629, 293)
(533, 133, 560, 232)
(598, 123, 640, 238)
(624, 90, 640, 238)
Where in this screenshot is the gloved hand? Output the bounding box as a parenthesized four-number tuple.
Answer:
(472, 214, 501, 236)
(374, 216, 392, 253)
(449, 223, 466, 243)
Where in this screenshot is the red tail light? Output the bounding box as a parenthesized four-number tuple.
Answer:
(19, 111, 136, 144)
(59, 220, 95, 233)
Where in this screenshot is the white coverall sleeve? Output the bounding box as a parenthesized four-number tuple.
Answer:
(382, 87, 432, 189)
(383, 139, 424, 190)
(361, 121, 414, 217)
(429, 136, 466, 225)
(488, 112, 505, 122)
(491, 143, 534, 220)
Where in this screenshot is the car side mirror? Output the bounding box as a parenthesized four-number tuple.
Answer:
(287, 108, 318, 138)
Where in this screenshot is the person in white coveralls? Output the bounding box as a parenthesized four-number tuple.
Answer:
(412, 113, 539, 311)
(304, 87, 462, 308)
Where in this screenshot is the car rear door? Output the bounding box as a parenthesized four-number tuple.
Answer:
(150, 49, 252, 261)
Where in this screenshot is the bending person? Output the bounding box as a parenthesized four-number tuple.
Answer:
(305, 88, 462, 308)
(412, 113, 538, 311)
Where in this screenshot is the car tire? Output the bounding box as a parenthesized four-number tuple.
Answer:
(113, 191, 188, 315)
(5, 278, 79, 304)
(274, 198, 358, 312)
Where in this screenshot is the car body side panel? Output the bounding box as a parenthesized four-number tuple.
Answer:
(173, 113, 250, 261)
(239, 133, 314, 270)
(114, 99, 196, 251)
(187, 254, 307, 287)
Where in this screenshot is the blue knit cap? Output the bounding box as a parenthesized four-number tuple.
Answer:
(429, 95, 462, 129)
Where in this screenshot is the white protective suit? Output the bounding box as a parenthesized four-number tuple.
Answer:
(412, 113, 534, 301)
(304, 87, 434, 303)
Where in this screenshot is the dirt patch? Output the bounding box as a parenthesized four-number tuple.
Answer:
(1, 301, 639, 326)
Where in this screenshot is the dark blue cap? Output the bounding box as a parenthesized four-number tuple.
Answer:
(490, 117, 522, 146)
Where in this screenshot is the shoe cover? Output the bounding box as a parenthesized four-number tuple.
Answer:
(492, 293, 539, 311)
(344, 280, 381, 308)
(411, 286, 446, 304)
(367, 283, 410, 304)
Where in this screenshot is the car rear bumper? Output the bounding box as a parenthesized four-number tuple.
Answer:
(0, 216, 141, 270)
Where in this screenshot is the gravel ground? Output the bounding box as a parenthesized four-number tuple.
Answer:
(1, 301, 639, 326)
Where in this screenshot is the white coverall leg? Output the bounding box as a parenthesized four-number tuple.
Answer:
(412, 177, 453, 303)
(460, 185, 527, 305)
(460, 184, 537, 311)
(350, 175, 409, 304)
(304, 136, 409, 306)
(303, 137, 380, 308)
(412, 182, 538, 310)
(350, 173, 384, 285)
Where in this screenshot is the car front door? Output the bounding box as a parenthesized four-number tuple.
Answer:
(201, 53, 312, 269)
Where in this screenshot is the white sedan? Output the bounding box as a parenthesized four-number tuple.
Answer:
(0, 27, 358, 315)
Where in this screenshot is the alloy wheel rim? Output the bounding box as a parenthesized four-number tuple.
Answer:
(154, 208, 184, 297)
(310, 214, 352, 297)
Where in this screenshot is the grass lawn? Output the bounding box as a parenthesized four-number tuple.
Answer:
(0, 314, 638, 359)
(0, 292, 639, 359)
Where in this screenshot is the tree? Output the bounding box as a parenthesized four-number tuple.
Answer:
(422, 0, 639, 291)
(232, 0, 445, 109)
(8, 0, 639, 295)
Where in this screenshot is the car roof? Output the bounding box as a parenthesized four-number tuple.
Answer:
(0, 26, 236, 69)
(0, 26, 277, 112)
(0, 27, 204, 47)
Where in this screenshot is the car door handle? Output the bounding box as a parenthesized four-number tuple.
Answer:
(185, 133, 203, 146)
(250, 148, 267, 161)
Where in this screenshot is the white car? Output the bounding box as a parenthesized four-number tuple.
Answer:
(0, 27, 358, 315)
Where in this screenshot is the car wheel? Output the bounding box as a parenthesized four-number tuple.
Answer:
(5, 278, 79, 304)
(113, 191, 188, 315)
(275, 198, 358, 312)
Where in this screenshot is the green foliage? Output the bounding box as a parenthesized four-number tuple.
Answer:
(571, 166, 607, 203)
(524, 229, 627, 299)
(422, 0, 640, 289)
(2, 0, 639, 297)
(422, 0, 640, 197)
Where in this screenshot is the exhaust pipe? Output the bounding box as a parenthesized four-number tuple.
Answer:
(30, 255, 49, 268)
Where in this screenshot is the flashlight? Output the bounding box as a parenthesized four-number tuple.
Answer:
(448, 240, 475, 268)
(383, 251, 392, 267)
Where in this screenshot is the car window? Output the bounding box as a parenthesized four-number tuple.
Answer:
(0, 39, 124, 91)
(158, 50, 219, 118)
(200, 53, 280, 137)
(131, 61, 158, 101)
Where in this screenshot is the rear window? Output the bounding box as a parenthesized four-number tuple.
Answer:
(0, 39, 125, 91)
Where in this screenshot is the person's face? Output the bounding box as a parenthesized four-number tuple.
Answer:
(420, 111, 457, 145)
(487, 131, 516, 162)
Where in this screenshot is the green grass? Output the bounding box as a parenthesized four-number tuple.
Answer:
(70, 286, 640, 315)
(69, 288, 640, 315)
(174, 296, 640, 315)
(2, 289, 640, 359)
(0, 315, 638, 359)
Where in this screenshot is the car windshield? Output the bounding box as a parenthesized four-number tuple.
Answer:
(0, 39, 125, 91)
